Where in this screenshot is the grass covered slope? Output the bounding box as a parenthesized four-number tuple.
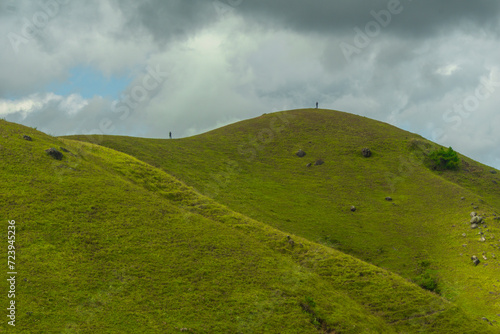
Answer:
(65, 109, 500, 324)
(0, 121, 495, 332)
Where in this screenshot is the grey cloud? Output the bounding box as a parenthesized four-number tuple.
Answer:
(236, 0, 500, 38)
(116, 0, 219, 46)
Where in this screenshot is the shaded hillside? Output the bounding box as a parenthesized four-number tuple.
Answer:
(66, 109, 500, 324)
(0, 119, 495, 333)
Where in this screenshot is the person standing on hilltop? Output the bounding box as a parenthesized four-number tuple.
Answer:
(316, 102, 318, 109)
(169, 131, 172, 139)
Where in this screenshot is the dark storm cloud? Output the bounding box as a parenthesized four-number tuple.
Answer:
(116, 0, 218, 45)
(235, 0, 500, 37)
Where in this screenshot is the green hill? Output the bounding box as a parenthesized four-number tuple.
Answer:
(65, 109, 500, 329)
(1, 109, 497, 332)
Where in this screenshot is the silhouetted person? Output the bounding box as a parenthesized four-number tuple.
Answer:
(316, 102, 318, 109)
(169, 131, 172, 139)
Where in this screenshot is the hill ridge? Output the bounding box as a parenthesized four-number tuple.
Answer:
(64, 109, 500, 327)
(0, 112, 497, 332)
(60, 137, 494, 333)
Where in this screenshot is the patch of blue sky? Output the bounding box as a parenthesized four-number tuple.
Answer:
(46, 66, 132, 100)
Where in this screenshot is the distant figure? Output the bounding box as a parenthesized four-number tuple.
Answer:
(169, 131, 172, 139)
(316, 102, 318, 109)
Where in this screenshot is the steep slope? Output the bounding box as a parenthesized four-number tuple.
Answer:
(0, 120, 495, 333)
(65, 109, 500, 323)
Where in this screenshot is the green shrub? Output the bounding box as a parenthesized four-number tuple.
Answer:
(428, 147, 460, 170)
(414, 271, 440, 293)
(414, 260, 440, 294)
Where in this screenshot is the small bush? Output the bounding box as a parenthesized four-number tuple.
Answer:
(415, 271, 440, 293)
(414, 260, 440, 294)
(428, 147, 459, 170)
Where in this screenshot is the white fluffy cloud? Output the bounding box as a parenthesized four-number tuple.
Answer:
(0, 93, 89, 118)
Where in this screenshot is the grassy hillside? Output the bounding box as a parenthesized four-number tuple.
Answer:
(0, 119, 496, 332)
(65, 109, 500, 325)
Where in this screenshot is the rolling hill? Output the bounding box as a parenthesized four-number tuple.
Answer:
(65, 108, 500, 329)
(0, 109, 497, 332)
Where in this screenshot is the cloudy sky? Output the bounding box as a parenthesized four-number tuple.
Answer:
(1, 0, 499, 168)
